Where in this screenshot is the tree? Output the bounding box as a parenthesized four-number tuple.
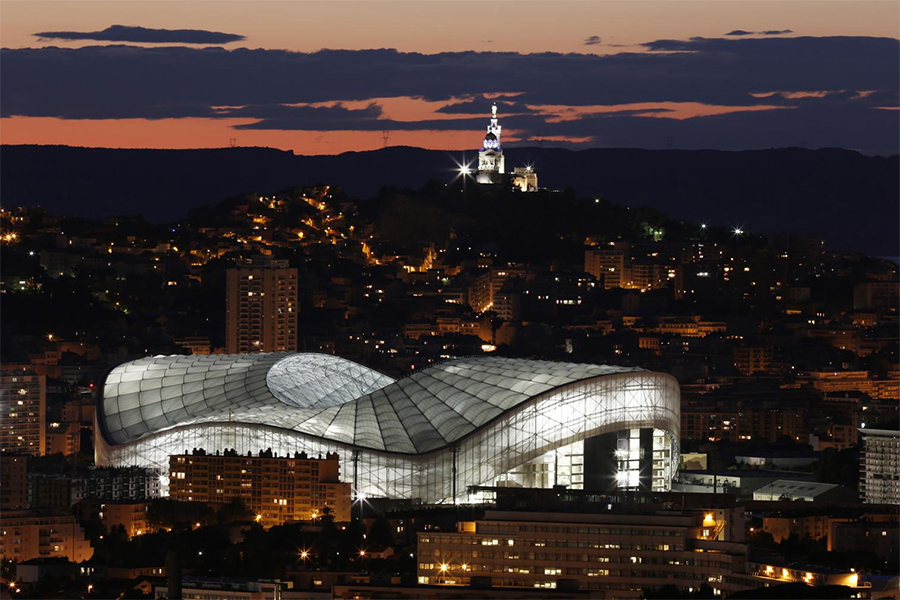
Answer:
(368, 515, 394, 548)
(217, 497, 255, 525)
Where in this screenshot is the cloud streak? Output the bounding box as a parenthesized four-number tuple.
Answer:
(725, 29, 794, 37)
(33, 24, 245, 45)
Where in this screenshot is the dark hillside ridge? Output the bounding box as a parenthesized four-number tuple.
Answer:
(2, 145, 896, 255)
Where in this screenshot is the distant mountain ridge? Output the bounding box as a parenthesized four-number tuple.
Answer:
(1, 144, 897, 255)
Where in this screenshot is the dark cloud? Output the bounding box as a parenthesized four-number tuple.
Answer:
(1, 37, 896, 154)
(584, 35, 603, 46)
(725, 29, 794, 37)
(435, 95, 537, 115)
(224, 102, 392, 130)
(33, 24, 245, 45)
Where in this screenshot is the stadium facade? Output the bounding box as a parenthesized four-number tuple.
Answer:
(96, 354, 680, 503)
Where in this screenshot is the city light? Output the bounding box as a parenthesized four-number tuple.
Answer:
(733, 227, 744, 235)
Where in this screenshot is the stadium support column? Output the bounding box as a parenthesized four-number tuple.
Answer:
(351, 450, 364, 549)
(352, 450, 360, 500)
(451, 444, 460, 504)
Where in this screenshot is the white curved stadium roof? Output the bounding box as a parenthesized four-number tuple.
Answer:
(98, 353, 681, 501)
(101, 353, 645, 455)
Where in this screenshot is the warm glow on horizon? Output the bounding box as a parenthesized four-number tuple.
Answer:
(0, 116, 505, 155)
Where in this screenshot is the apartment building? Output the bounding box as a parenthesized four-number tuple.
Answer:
(225, 257, 299, 353)
(0, 372, 46, 455)
(168, 450, 351, 527)
(0, 512, 93, 563)
(860, 428, 900, 505)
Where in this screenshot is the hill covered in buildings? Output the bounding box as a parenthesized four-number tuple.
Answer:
(1, 144, 897, 255)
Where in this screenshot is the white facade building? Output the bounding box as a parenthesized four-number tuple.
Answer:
(860, 428, 900, 505)
(96, 354, 680, 503)
(477, 103, 506, 183)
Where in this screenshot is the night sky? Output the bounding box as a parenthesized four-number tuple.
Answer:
(1, 1, 898, 155)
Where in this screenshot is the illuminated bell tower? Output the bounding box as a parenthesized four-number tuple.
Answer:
(477, 103, 505, 183)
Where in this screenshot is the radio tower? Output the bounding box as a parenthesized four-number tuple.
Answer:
(229, 138, 237, 148)
(381, 131, 391, 147)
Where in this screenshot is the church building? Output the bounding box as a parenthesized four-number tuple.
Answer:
(475, 103, 538, 191)
(476, 103, 505, 184)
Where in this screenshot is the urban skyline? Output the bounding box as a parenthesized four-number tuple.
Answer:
(1, 2, 898, 599)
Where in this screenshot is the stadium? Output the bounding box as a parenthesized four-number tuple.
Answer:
(96, 354, 680, 502)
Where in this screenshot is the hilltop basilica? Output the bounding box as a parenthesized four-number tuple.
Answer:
(475, 103, 539, 192)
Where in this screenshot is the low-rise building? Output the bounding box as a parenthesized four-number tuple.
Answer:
(416, 509, 759, 598)
(830, 520, 899, 563)
(675, 470, 813, 497)
(153, 576, 291, 600)
(748, 561, 867, 591)
(101, 500, 151, 538)
(752, 480, 856, 503)
(1, 453, 28, 510)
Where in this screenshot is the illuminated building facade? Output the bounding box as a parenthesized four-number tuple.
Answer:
(584, 245, 626, 290)
(476, 103, 505, 184)
(860, 428, 900, 505)
(0, 372, 46, 456)
(168, 450, 351, 526)
(511, 166, 538, 192)
(225, 257, 298, 354)
(96, 354, 680, 503)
